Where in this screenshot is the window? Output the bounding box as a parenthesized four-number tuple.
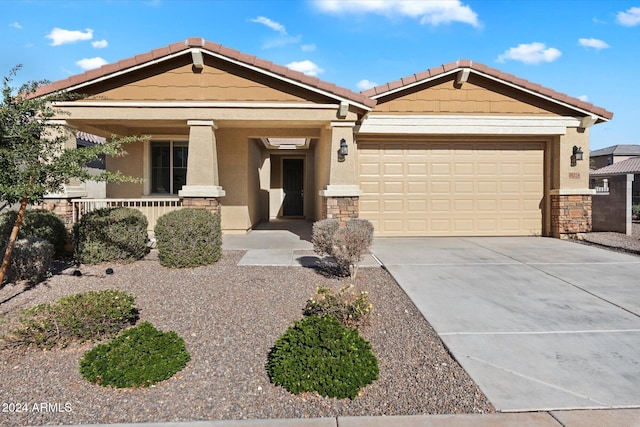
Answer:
(151, 141, 188, 194)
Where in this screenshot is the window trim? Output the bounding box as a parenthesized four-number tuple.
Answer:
(145, 139, 189, 196)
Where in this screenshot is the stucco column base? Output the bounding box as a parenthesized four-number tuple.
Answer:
(179, 185, 226, 198)
(551, 193, 592, 239)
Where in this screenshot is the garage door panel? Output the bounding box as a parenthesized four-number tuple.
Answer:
(358, 140, 544, 236)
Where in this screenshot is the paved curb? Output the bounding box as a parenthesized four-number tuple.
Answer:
(48, 409, 640, 427)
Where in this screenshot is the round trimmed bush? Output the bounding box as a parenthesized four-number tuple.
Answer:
(266, 315, 379, 399)
(79, 321, 191, 388)
(0, 209, 68, 258)
(73, 207, 148, 264)
(7, 237, 54, 285)
(154, 208, 221, 268)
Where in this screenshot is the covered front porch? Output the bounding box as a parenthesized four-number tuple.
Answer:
(37, 38, 374, 232)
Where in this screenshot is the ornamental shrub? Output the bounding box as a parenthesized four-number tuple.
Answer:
(633, 204, 640, 220)
(0, 209, 68, 258)
(311, 218, 374, 278)
(266, 315, 379, 399)
(154, 208, 222, 268)
(303, 284, 373, 329)
(312, 218, 339, 256)
(73, 207, 148, 264)
(9, 289, 137, 348)
(7, 237, 53, 284)
(79, 321, 191, 388)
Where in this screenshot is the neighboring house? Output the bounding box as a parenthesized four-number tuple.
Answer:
(590, 144, 640, 170)
(34, 37, 612, 238)
(591, 157, 640, 205)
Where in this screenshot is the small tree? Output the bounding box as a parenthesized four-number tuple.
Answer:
(0, 66, 140, 287)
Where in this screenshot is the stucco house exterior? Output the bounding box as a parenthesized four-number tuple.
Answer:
(35, 37, 612, 238)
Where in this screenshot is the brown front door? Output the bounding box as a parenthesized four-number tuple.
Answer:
(282, 159, 304, 216)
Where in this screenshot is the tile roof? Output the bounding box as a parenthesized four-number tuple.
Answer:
(590, 144, 640, 157)
(590, 156, 640, 176)
(33, 37, 376, 109)
(361, 59, 614, 121)
(76, 131, 106, 145)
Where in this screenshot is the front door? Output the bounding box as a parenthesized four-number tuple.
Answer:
(282, 158, 304, 216)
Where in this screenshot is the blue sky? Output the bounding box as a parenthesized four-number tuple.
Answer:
(2, 0, 639, 150)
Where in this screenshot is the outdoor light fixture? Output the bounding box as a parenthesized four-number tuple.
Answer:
(339, 138, 348, 156)
(571, 145, 584, 166)
(573, 146, 584, 161)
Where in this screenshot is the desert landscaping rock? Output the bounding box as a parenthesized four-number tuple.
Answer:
(0, 251, 493, 426)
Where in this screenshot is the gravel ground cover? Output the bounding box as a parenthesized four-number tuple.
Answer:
(0, 251, 493, 426)
(578, 223, 640, 254)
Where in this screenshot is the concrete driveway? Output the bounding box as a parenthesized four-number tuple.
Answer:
(371, 237, 640, 412)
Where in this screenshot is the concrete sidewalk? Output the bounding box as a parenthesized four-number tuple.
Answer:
(57, 408, 640, 427)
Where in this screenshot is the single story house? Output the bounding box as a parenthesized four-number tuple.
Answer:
(590, 144, 640, 170)
(35, 37, 613, 238)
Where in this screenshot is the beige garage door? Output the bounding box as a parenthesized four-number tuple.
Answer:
(358, 140, 545, 236)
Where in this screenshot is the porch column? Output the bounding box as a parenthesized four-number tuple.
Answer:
(42, 122, 87, 228)
(549, 128, 594, 238)
(319, 122, 361, 224)
(179, 120, 225, 214)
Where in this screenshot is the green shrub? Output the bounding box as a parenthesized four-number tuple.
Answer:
(154, 208, 222, 268)
(304, 284, 372, 329)
(0, 209, 68, 258)
(266, 315, 379, 399)
(7, 237, 54, 284)
(312, 218, 374, 278)
(79, 321, 191, 388)
(633, 204, 640, 220)
(73, 207, 148, 264)
(9, 289, 137, 348)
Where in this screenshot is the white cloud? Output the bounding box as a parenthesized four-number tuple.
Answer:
(497, 42, 561, 64)
(617, 7, 640, 26)
(76, 57, 107, 70)
(251, 16, 287, 34)
(92, 39, 108, 49)
(286, 60, 324, 76)
(263, 35, 302, 49)
(577, 95, 589, 102)
(301, 43, 316, 52)
(9, 22, 22, 29)
(47, 27, 93, 46)
(578, 38, 609, 49)
(314, 0, 480, 28)
(357, 79, 377, 90)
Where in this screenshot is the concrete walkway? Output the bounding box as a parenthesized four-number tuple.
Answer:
(223, 220, 378, 267)
(371, 237, 640, 412)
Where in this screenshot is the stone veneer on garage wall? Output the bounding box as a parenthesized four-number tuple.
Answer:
(321, 196, 359, 225)
(551, 194, 592, 238)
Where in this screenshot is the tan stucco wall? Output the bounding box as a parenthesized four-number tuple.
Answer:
(106, 140, 144, 197)
(375, 75, 575, 117)
(552, 127, 591, 191)
(314, 127, 332, 220)
(247, 139, 268, 226)
(77, 57, 335, 104)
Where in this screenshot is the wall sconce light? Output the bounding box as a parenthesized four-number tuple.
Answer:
(339, 138, 348, 156)
(571, 145, 584, 167)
